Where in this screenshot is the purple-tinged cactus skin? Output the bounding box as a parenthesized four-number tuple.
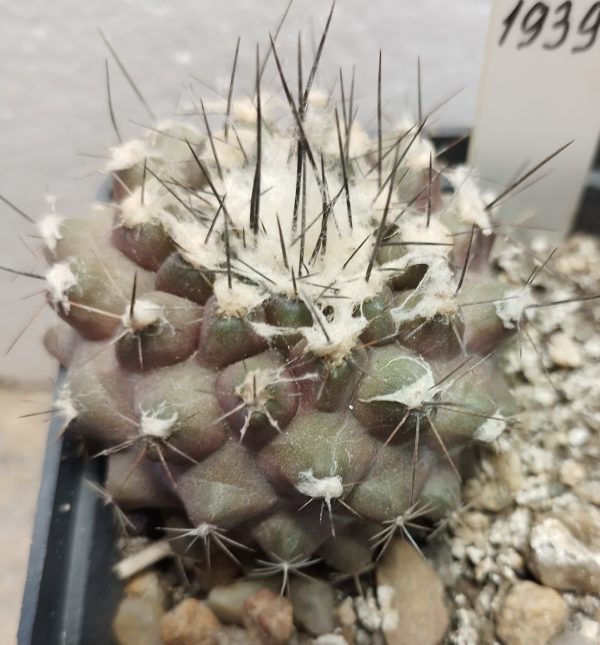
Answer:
(37, 16, 531, 579)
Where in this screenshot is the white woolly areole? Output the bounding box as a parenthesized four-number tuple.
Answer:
(445, 166, 494, 232)
(46, 262, 77, 312)
(118, 191, 154, 228)
(106, 120, 204, 187)
(302, 302, 368, 360)
(231, 96, 259, 123)
(168, 218, 225, 270)
(123, 299, 163, 331)
(296, 470, 343, 500)
(474, 410, 506, 442)
(213, 276, 266, 317)
(56, 384, 78, 428)
(194, 96, 261, 125)
(397, 212, 451, 250)
(203, 127, 250, 171)
(251, 305, 366, 361)
(139, 405, 178, 439)
(385, 119, 435, 173)
(234, 366, 303, 438)
(188, 522, 217, 538)
(391, 259, 458, 324)
(307, 89, 330, 109)
(405, 134, 435, 170)
(372, 214, 457, 326)
(302, 323, 364, 361)
(147, 119, 203, 153)
(361, 357, 435, 410)
(235, 366, 292, 407)
(117, 178, 179, 228)
(105, 139, 153, 172)
(495, 288, 533, 329)
(38, 214, 64, 253)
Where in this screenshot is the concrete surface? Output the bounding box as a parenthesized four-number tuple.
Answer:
(0, 0, 492, 382)
(0, 384, 51, 645)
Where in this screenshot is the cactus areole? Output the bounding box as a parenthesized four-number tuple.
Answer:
(41, 31, 522, 577)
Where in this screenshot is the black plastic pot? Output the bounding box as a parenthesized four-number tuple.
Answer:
(17, 133, 600, 645)
(18, 372, 122, 645)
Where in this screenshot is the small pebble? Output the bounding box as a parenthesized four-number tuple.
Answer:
(529, 518, 600, 594)
(290, 577, 337, 636)
(578, 617, 600, 641)
(582, 337, 600, 359)
(548, 332, 582, 368)
(567, 427, 590, 448)
(124, 571, 166, 606)
(376, 540, 449, 645)
(575, 480, 600, 505)
(550, 632, 596, 645)
(559, 460, 587, 488)
(336, 597, 356, 627)
(113, 571, 167, 645)
(113, 596, 164, 645)
(193, 551, 240, 590)
(496, 581, 567, 645)
(215, 626, 262, 644)
(207, 579, 278, 625)
(243, 588, 294, 645)
(559, 503, 600, 550)
(313, 636, 349, 645)
(354, 590, 381, 632)
(467, 479, 513, 513)
(160, 598, 221, 645)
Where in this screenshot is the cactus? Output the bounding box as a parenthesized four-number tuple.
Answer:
(35, 24, 530, 583)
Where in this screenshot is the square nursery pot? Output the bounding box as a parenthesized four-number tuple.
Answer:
(17, 133, 600, 645)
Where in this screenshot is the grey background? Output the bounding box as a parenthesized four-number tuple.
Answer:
(0, 0, 492, 382)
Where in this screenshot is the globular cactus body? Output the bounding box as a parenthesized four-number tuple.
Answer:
(40, 40, 524, 579)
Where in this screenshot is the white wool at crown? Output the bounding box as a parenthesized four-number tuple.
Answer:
(204, 119, 386, 357)
(98, 90, 501, 360)
(112, 103, 386, 350)
(212, 101, 383, 292)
